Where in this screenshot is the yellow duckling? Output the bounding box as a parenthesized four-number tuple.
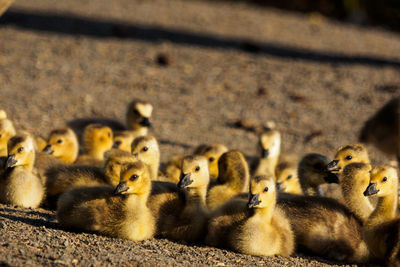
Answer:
(0, 117, 16, 157)
(131, 136, 159, 180)
(207, 150, 250, 211)
(206, 175, 294, 257)
(164, 144, 228, 183)
(57, 161, 155, 241)
(126, 99, 153, 137)
(253, 129, 281, 178)
(75, 124, 113, 165)
(148, 155, 210, 242)
(363, 165, 399, 265)
(340, 163, 374, 222)
(0, 134, 44, 208)
(112, 130, 135, 153)
(327, 144, 370, 174)
(275, 160, 302, 195)
(42, 127, 79, 164)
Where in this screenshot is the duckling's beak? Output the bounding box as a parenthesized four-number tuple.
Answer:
(178, 173, 193, 188)
(364, 182, 379, 196)
(113, 141, 121, 149)
(42, 144, 54, 154)
(6, 154, 17, 168)
(326, 160, 340, 172)
(248, 194, 261, 208)
(140, 117, 152, 127)
(114, 181, 129, 195)
(261, 149, 269, 158)
(276, 182, 283, 191)
(324, 172, 339, 184)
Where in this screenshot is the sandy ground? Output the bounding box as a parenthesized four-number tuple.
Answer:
(0, 0, 399, 265)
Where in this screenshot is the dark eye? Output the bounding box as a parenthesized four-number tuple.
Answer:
(313, 163, 323, 170)
(287, 175, 293, 180)
(17, 147, 24, 153)
(264, 187, 269, 192)
(142, 146, 148, 152)
(130, 174, 138, 181)
(382, 177, 387, 182)
(195, 166, 200, 172)
(57, 139, 63, 144)
(345, 155, 352, 160)
(209, 157, 215, 163)
(134, 109, 140, 115)
(107, 132, 111, 137)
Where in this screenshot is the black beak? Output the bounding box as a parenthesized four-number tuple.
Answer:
(113, 141, 121, 149)
(261, 149, 269, 158)
(248, 194, 261, 208)
(364, 182, 379, 196)
(42, 144, 54, 154)
(276, 182, 283, 191)
(177, 173, 193, 188)
(324, 172, 339, 184)
(114, 182, 129, 195)
(6, 154, 17, 168)
(326, 160, 341, 172)
(140, 117, 152, 127)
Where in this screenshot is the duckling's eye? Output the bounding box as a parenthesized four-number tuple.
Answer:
(142, 146, 148, 152)
(382, 177, 387, 182)
(57, 139, 63, 144)
(345, 155, 352, 160)
(107, 132, 111, 137)
(264, 187, 269, 192)
(195, 166, 200, 172)
(130, 174, 138, 181)
(313, 163, 323, 170)
(133, 109, 140, 115)
(287, 175, 293, 180)
(209, 157, 215, 163)
(17, 147, 24, 153)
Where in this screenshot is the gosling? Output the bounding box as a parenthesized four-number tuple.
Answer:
(253, 129, 281, 178)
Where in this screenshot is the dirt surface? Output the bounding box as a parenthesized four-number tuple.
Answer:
(0, 0, 399, 265)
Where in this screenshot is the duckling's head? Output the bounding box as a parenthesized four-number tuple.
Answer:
(194, 144, 228, 178)
(178, 155, 209, 189)
(104, 149, 137, 186)
(0, 119, 16, 155)
(6, 134, 35, 168)
(217, 150, 250, 191)
(112, 131, 135, 153)
(248, 175, 276, 209)
(258, 129, 281, 159)
(126, 99, 153, 131)
(131, 135, 159, 167)
(327, 144, 370, 174)
(275, 161, 300, 194)
(114, 161, 151, 196)
(341, 162, 372, 194)
(298, 153, 339, 188)
(0, 110, 7, 120)
(83, 124, 113, 160)
(364, 165, 398, 198)
(42, 127, 79, 163)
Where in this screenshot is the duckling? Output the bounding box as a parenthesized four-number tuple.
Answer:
(42, 127, 79, 164)
(164, 144, 228, 183)
(131, 136, 160, 180)
(126, 99, 153, 136)
(275, 160, 302, 195)
(75, 124, 113, 166)
(148, 155, 210, 242)
(57, 161, 155, 241)
(0, 118, 16, 157)
(207, 150, 250, 211)
(327, 144, 370, 174)
(206, 175, 294, 257)
(298, 153, 339, 196)
(112, 130, 135, 153)
(45, 149, 137, 205)
(359, 97, 400, 165)
(340, 163, 374, 222)
(363, 165, 400, 265)
(253, 129, 281, 178)
(34, 135, 48, 152)
(0, 134, 44, 208)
